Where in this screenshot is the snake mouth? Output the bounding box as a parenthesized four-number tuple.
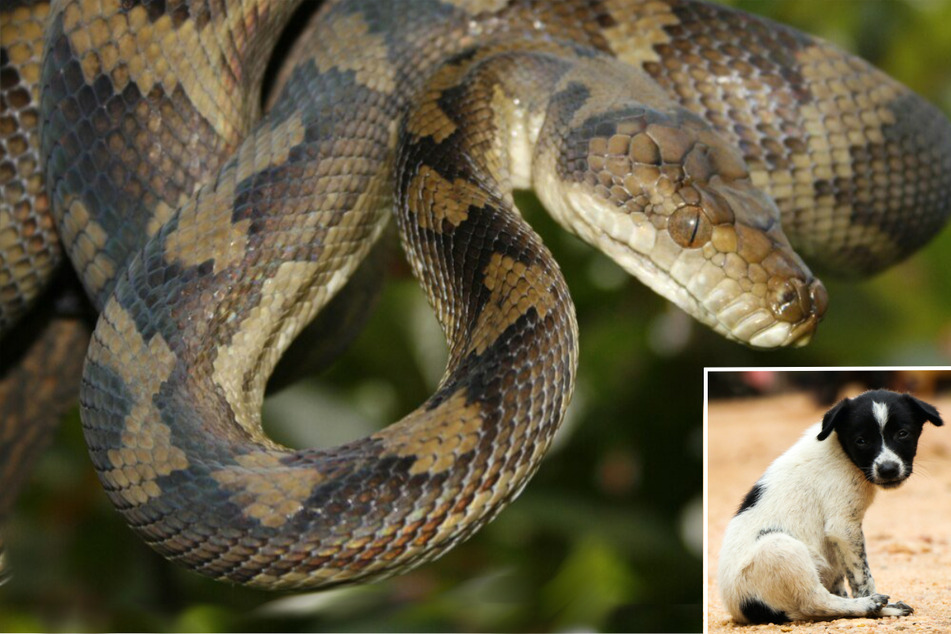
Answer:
(696, 243, 828, 349)
(708, 275, 826, 349)
(711, 272, 828, 349)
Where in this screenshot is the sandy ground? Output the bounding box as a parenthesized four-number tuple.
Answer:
(706, 390, 951, 633)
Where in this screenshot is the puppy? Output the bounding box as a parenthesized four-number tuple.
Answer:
(718, 389, 943, 624)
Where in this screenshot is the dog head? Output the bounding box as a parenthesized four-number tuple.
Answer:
(817, 390, 943, 488)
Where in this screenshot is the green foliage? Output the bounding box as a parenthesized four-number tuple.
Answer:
(541, 536, 642, 627)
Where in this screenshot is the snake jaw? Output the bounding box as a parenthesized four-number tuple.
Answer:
(705, 231, 827, 350)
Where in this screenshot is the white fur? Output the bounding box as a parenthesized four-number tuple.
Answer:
(873, 401, 888, 429)
(873, 444, 906, 481)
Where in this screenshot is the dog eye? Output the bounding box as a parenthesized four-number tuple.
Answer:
(855, 436, 867, 446)
(896, 429, 909, 440)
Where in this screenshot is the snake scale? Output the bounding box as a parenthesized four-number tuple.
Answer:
(1, 0, 950, 590)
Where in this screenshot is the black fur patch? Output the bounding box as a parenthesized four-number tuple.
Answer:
(740, 598, 790, 624)
(736, 482, 764, 515)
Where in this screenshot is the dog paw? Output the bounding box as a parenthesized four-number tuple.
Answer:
(881, 601, 913, 617)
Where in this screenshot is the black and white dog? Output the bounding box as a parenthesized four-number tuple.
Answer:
(718, 389, 943, 624)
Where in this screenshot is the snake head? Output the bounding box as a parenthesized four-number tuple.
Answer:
(537, 104, 827, 348)
(677, 175, 829, 348)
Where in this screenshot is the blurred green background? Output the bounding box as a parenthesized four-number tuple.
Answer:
(2, 1, 950, 632)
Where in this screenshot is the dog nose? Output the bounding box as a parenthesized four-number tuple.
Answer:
(876, 461, 902, 480)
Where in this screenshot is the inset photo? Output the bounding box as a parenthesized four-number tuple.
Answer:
(705, 368, 951, 632)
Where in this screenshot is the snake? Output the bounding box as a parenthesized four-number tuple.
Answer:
(1, 0, 949, 590)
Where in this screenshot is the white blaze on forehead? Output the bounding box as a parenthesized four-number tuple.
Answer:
(872, 401, 889, 430)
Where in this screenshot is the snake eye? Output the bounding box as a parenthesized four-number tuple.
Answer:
(669, 205, 712, 248)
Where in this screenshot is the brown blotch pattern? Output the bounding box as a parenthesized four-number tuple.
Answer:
(212, 452, 325, 529)
(56, 198, 116, 297)
(89, 298, 187, 506)
(602, 0, 677, 67)
(470, 253, 557, 356)
(235, 114, 307, 183)
(61, 0, 264, 141)
(163, 172, 248, 274)
(782, 43, 906, 266)
(404, 61, 468, 143)
(0, 1, 60, 328)
(407, 165, 494, 232)
(377, 391, 484, 476)
(310, 11, 397, 96)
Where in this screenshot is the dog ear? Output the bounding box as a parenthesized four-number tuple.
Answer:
(903, 394, 944, 427)
(818, 397, 851, 440)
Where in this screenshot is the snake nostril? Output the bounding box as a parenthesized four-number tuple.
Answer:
(767, 277, 813, 324)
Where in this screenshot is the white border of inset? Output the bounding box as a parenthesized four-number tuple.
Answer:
(702, 365, 951, 634)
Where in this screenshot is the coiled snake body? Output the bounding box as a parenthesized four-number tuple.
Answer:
(1, 0, 949, 589)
